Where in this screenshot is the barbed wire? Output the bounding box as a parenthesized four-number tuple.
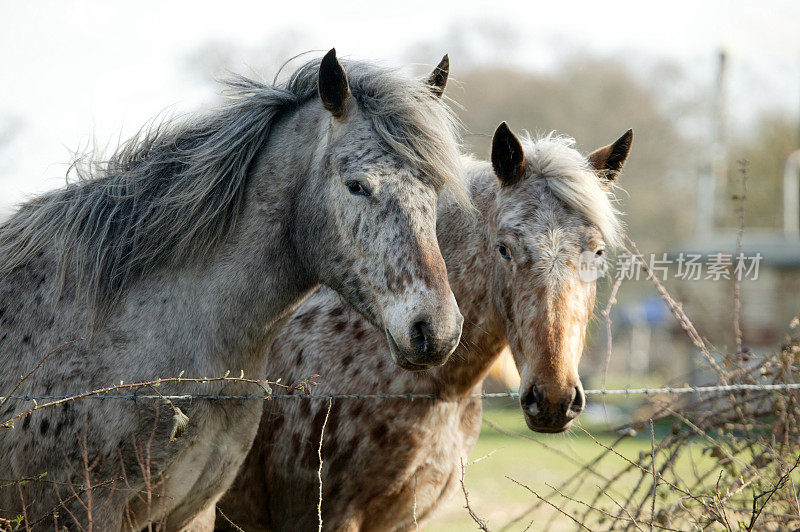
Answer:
(1, 382, 799, 403)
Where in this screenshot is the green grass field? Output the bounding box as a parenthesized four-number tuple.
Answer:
(426, 404, 713, 531)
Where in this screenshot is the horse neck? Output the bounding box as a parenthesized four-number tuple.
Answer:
(429, 161, 508, 396)
(193, 110, 323, 367)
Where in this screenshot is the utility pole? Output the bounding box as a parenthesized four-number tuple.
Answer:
(695, 51, 727, 238)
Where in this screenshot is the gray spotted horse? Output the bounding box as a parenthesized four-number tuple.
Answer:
(0, 51, 467, 530)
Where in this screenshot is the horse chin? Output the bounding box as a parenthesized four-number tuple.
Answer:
(524, 416, 574, 434)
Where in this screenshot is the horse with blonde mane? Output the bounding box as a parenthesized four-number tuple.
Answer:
(213, 123, 632, 531)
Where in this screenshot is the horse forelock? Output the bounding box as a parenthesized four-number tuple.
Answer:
(0, 56, 467, 316)
(519, 133, 623, 248)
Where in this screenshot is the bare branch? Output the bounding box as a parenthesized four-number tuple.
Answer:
(317, 397, 333, 532)
(461, 458, 490, 531)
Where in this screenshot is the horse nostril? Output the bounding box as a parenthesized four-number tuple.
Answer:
(532, 385, 543, 404)
(409, 319, 431, 354)
(522, 385, 543, 417)
(569, 385, 585, 416)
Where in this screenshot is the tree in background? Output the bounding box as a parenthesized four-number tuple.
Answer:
(403, 21, 709, 251)
(446, 56, 698, 251)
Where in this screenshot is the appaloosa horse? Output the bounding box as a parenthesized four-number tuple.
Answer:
(0, 51, 466, 530)
(214, 124, 632, 531)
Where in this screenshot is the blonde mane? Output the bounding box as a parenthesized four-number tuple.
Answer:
(520, 133, 623, 247)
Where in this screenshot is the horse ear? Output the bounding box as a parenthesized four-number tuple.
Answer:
(425, 54, 449, 98)
(588, 129, 633, 183)
(318, 48, 350, 119)
(491, 122, 526, 187)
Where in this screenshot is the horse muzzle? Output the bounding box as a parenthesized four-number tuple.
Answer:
(520, 382, 585, 433)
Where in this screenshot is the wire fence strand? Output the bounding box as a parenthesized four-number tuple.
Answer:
(2, 382, 799, 403)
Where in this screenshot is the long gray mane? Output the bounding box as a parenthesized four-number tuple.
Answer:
(0, 57, 464, 315)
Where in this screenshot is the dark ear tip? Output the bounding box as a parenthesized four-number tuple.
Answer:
(622, 129, 634, 144)
(321, 48, 338, 65)
(426, 54, 450, 97)
(495, 121, 511, 135)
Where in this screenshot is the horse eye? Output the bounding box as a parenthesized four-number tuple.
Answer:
(345, 180, 371, 197)
(497, 244, 512, 261)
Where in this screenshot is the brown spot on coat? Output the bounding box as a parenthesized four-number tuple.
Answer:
(370, 423, 389, 445)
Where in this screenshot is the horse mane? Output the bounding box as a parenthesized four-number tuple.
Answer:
(0, 56, 465, 314)
(520, 133, 623, 248)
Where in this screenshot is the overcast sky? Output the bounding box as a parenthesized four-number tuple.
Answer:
(2, 0, 800, 214)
